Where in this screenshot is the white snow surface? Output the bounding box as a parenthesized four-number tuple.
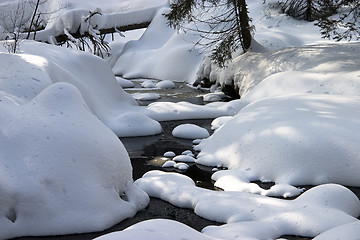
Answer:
(0, 82, 149, 238)
(112, 7, 203, 82)
(2, 0, 360, 239)
(134, 170, 360, 239)
(197, 94, 360, 187)
(0, 41, 171, 137)
(116, 76, 134, 88)
(156, 80, 176, 89)
(94, 219, 218, 240)
(172, 124, 210, 139)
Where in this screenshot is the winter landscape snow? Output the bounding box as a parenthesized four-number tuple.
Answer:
(1, 0, 360, 239)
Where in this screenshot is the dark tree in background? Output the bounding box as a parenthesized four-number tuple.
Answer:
(278, 0, 360, 41)
(165, 0, 253, 67)
(278, 0, 337, 21)
(316, 0, 360, 41)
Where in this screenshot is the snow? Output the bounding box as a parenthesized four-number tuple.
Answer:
(116, 76, 134, 88)
(141, 80, 157, 88)
(174, 162, 190, 170)
(197, 94, 360, 187)
(210, 116, 233, 131)
(27, 0, 168, 44)
(0, 40, 169, 137)
(203, 92, 227, 102)
(94, 219, 217, 240)
(162, 160, 176, 168)
(0, 82, 149, 239)
(110, 112, 162, 137)
(173, 155, 196, 163)
(134, 170, 360, 239)
(2, 0, 360, 239)
(112, 7, 203, 83)
(172, 124, 210, 139)
(131, 92, 160, 101)
(143, 101, 236, 122)
(156, 80, 176, 89)
(163, 151, 176, 158)
(313, 221, 360, 240)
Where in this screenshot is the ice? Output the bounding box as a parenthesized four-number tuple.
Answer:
(172, 124, 210, 139)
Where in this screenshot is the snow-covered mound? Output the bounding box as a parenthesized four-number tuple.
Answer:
(94, 219, 217, 240)
(197, 42, 360, 99)
(197, 94, 360, 187)
(0, 83, 149, 238)
(134, 170, 360, 239)
(112, 7, 203, 83)
(0, 40, 165, 137)
(172, 124, 210, 139)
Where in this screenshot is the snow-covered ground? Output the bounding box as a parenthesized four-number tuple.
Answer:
(1, 0, 360, 239)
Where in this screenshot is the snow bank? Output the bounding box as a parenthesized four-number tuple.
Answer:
(134, 170, 360, 239)
(112, 7, 203, 83)
(197, 94, 360, 187)
(0, 83, 149, 238)
(94, 219, 217, 240)
(197, 42, 360, 100)
(0, 40, 165, 137)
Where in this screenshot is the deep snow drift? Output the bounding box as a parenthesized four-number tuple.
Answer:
(0, 40, 165, 137)
(197, 94, 360, 187)
(0, 82, 149, 239)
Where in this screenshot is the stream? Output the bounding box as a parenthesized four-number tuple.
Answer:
(13, 80, 359, 240)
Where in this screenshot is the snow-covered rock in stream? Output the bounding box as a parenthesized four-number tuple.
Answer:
(172, 124, 210, 139)
(0, 83, 149, 239)
(134, 170, 360, 239)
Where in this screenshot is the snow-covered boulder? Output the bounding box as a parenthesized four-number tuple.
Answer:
(0, 83, 149, 238)
(197, 93, 360, 187)
(172, 124, 210, 139)
(0, 40, 164, 137)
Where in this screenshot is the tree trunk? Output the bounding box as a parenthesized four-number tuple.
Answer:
(26, 0, 40, 39)
(233, 0, 252, 52)
(239, 0, 251, 50)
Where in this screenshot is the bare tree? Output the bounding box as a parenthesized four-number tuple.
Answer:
(0, 0, 31, 53)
